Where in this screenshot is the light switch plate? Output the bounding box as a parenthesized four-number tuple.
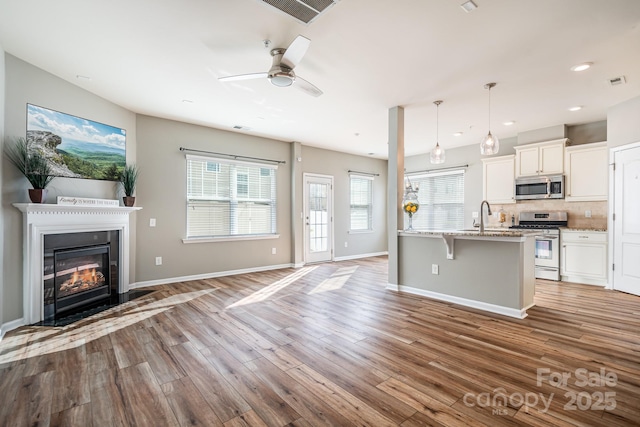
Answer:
(585, 210, 592, 218)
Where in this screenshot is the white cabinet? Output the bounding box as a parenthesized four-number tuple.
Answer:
(482, 155, 515, 204)
(515, 138, 568, 177)
(561, 230, 608, 286)
(564, 142, 608, 201)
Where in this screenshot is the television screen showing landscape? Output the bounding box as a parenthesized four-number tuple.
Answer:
(26, 104, 126, 181)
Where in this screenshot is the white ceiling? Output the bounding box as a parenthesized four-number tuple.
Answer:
(1, 0, 639, 158)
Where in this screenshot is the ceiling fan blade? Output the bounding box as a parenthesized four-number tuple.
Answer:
(219, 72, 268, 82)
(294, 76, 323, 97)
(281, 35, 311, 69)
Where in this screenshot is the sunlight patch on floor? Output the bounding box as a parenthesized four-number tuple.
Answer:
(226, 266, 318, 309)
(308, 265, 358, 295)
(0, 289, 213, 364)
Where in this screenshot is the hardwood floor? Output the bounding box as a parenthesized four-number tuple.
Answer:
(1, 256, 639, 426)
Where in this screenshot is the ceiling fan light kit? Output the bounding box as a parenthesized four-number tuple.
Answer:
(480, 82, 500, 155)
(430, 100, 445, 164)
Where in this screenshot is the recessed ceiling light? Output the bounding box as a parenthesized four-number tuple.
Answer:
(75, 75, 91, 81)
(571, 62, 592, 72)
(503, 121, 515, 126)
(460, 0, 478, 12)
(453, 132, 463, 137)
(568, 106, 583, 111)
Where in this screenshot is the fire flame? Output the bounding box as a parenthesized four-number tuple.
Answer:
(71, 268, 97, 284)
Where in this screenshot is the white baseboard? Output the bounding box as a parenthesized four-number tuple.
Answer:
(1, 318, 26, 342)
(386, 283, 399, 291)
(393, 285, 529, 319)
(130, 263, 295, 289)
(561, 275, 607, 287)
(333, 251, 388, 262)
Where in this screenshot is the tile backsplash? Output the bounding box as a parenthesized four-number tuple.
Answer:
(486, 200, 608, 230)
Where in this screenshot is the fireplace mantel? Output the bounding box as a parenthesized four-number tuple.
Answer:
(14, 203, 141, 324)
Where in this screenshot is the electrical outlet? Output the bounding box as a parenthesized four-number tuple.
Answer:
(472, 211, 479, 219)
(585, 210, 592, 218)
(431, 264, 439, 275)
(155, 256, 162, 266)
(271, 247, 276, 255)
(149, 218, 156, 227)
(344, 242, 348, 248)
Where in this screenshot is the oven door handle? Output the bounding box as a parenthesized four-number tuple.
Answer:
(546, 181, 551, 198)
(535, 235, 558, 240)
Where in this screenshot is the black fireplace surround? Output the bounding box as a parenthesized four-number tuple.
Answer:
(43, 230, 120, 323)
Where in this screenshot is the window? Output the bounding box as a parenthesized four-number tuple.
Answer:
(186, 155, 277, 238)
(350, 174, 373, 231)
(405, 169, 464, 231)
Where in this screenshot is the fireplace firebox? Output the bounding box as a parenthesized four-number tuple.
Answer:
(53, 244, 111, 313)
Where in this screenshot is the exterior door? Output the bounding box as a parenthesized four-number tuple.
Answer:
(613, 144, 640, 296)
(304, 174, 333, 264)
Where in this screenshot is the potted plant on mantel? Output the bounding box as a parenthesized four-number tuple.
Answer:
(119, 163, 139, 207)
(4, 136, 55, 203)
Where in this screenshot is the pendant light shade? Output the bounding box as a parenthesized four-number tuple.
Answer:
(480, 82, 500, 155)
(430, 100, 445, 164)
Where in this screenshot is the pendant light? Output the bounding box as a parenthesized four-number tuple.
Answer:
(430, 100, 445, 164)
(480, 82, 500, 155)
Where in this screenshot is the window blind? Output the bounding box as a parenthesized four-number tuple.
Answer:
(186, 155, 277, 238)
(405, 169, 464, 231)
(350, 174, 373, 231)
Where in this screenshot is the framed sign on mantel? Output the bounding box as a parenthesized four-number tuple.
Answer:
(26, 104, 127, 181)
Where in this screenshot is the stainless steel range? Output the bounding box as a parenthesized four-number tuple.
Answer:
(510, 211, 568, 281)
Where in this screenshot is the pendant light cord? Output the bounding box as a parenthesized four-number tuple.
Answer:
(484, 82, 496, 133)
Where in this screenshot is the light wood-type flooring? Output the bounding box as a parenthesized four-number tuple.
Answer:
(1, 256, 639, 426)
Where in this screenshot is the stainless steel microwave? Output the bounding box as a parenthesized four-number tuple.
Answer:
(515, 174, 564, 200)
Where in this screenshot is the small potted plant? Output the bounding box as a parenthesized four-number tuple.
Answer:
(119, 163, 139, 207)
(4, 136, 55, 203)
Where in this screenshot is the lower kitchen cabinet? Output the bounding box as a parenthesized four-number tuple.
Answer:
(561, 230, 608, 286)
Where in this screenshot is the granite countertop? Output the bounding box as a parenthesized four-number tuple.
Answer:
(561, 227, 608, 232)
(399, 229, 539, 238)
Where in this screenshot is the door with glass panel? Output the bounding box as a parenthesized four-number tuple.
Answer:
(304, 174, 333, 263)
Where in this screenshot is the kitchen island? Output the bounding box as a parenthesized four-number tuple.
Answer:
(394, 229, 536, 318)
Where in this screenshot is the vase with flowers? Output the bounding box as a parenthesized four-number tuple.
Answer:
(402, 181, 420, 231)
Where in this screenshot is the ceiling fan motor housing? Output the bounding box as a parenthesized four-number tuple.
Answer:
(268, 48, 295, 87)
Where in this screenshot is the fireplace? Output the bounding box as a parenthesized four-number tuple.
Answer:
(14, 203, 140, 324)
(43, 230, 120, 321)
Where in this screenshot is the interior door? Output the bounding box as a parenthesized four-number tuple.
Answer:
(613, 144, 640, 296)
(304, 174, 333, 264)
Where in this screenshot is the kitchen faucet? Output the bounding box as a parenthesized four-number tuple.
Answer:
(479, 200, 492, 233)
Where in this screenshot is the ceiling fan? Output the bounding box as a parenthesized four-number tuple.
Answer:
(218, 35, 323, 97)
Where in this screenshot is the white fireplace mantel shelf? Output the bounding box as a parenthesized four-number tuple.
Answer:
(14, 203, 141, 324)
(14, 203, 142, 216)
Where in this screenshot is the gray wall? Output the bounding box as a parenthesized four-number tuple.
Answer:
(0, 44, 5, 329)
(300, 145, 388, 259)
(608, 96, 640, 148)
(134, 115, 293, 282)
(2, 54, 137, 324)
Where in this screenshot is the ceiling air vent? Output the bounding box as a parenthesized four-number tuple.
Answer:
(608, 76, 626, 86)
(256, 0, 339, 25)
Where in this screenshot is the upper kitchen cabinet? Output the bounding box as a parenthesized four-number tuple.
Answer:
(515, 138, 569, 177)
(482, 154, 515, 204)
(565, 141, 608, 201)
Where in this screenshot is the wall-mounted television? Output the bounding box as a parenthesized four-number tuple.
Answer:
(26, 104, 126, 181)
